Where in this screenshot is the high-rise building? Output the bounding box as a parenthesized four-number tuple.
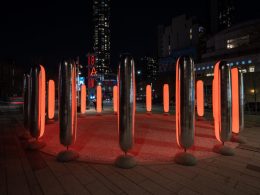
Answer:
(93, 0, 111, 78)
(157, 15, 200, 59)
(210, 0, 235, 33)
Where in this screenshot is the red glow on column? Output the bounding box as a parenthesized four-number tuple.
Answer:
(213, 62, 221, 142)
(146, 85, 152, 112)
(175, 58, 181, 147)
(231, 68, 239, 133)
(96, 85, 102, 113)
(163, 84, 169, 113)
(72, 65, 77, 142)
(113, 85, 118, 114)
(196, 80, 204, 117)
(81, 84, 86, 114)
(39, 65, 46, 138)
(48, 80, 55, 120)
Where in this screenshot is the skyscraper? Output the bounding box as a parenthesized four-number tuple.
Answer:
(211, 0, 235, 33)
(93, 0, 111, 78)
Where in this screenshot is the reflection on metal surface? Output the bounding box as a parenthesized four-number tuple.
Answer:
(48, 80, 55, 119)
(163, 84, 169, 113)
(118, 54, 136, 153)
(146, 85, 152, 112)
(175, 56, 195, 149)
(59, 60, 77, 146)
(196, 80, 204, 117)
(213, 61, 232, 142)
(29, 65, 46, 139)
(239, 70, 245, 132)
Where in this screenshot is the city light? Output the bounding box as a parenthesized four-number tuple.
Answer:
(48, 80, 55, 120)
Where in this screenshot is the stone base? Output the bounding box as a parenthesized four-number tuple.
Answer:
(115, 154, 137, 169)
(213, 144, 235, 156)
(27, 140, 46, 150)
(174, 152, 197, 166)
(231, 134, 246, 144)
(57, 150, 79, 162)
(19, 131, 31, 140)
(46, 119, 55, 124)
(196, 116, 205, 121)
(78, 113, 86, 118)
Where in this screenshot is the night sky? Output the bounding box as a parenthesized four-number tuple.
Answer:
(0, 0, 259, 73)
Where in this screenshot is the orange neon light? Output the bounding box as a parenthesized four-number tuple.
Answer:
(163, 84, 169, 113)
(196, 80, 204, 117)
(146, 85, 152, 112)
(175, 58, 181, 147)
(96, 85, 102, 113)
(231, 68, 239, 133)
(113, 85, 118, 113)
(48, 80, 55, 119)
(80, 84, 86, 114)
(72, 65, 77, 142)
(212, 79, 215, 120)
(213, 61, 221, 142)
(39, 65, 46, 138)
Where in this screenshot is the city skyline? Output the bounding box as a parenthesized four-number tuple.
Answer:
(0, 0, 259, 71)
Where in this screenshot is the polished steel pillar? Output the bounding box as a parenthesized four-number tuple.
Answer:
(115, 54, 137, 169)
(231, 67, 246, 143)
(28, 65, 46, 150)
(23, 74, 30, 129)
(46, 79, 55, 123)
(174, 56, 197, 166)
(57, 60, 79, 162)
(19, 74, 31, 140)
(239, 70, 245, 132)
(213, 61, 234, 155)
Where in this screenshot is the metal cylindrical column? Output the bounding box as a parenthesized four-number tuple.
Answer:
(213, 61, 234, 155)
(47, 80, 55, 120)
(113, 85, 118, 114)
(23, 74, 30, 129)
(57, 60, 79, 162)
(231, 67, 246, 143)
(196, 80, 204, 117)
(115, 54, 136, 169)
(163, 84, 169, 114)
(28, 65, 46, 150)
(80, 84, 86, 114)
(146, 85, 152, 114)
(20, 74, 31, 140)
(175, 56, 197, 166)
(96, 85, 102, 114)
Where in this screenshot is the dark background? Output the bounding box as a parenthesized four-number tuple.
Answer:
(0, 0, 259, 73)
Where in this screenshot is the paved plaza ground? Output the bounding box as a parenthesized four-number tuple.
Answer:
(0, 105, 260, 194)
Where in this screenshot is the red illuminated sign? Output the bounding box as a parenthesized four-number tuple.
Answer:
(88, 55, 96, 66)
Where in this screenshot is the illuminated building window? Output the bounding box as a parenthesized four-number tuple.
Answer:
(227, 35, 249, 49)
(248, 66, 255, 72)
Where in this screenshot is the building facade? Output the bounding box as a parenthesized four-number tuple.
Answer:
(93, 0, 111, 78)
(136, 57, 158, 101)
(210, 0, 235, 33)
(156, 15, 205, 100)
(196, 19, 260, 113)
